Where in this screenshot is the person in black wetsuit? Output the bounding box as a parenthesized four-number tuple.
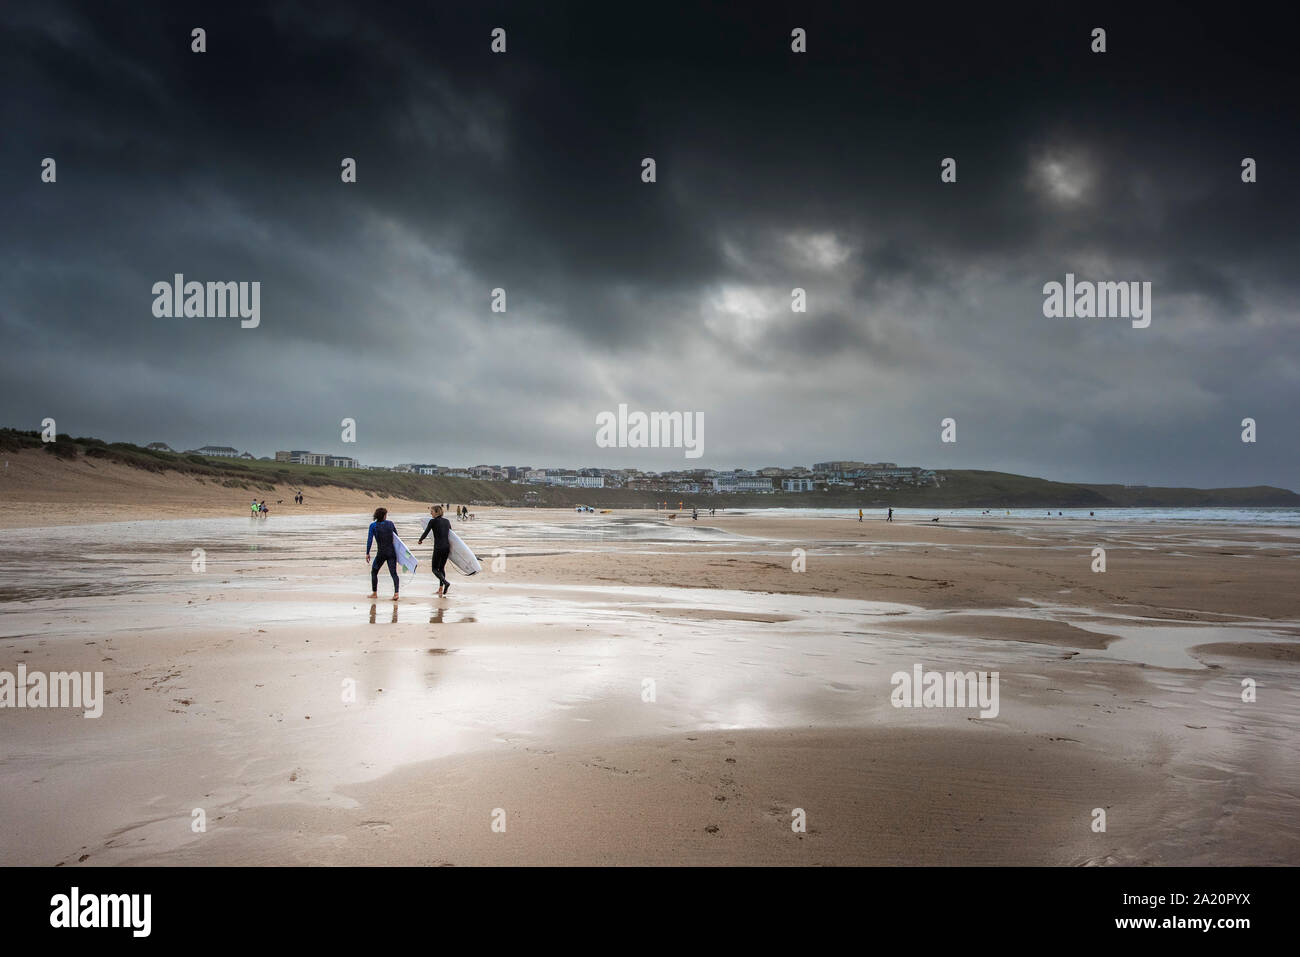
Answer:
(418, 504, 453, 596)
(365, 506, 400, 600)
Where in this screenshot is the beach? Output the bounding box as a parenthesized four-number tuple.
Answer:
(1, 458, 1299, 865)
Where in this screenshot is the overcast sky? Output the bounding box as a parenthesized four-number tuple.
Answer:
(2, 2, 1297, 487)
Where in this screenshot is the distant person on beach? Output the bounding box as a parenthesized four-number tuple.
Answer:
(692, 508, 698, 521)
(259, 500, 268, 517)
(365, 507, 400, 601)
(418, 504, 453, 596)
(858, 509, 863, 522)
(250, 500, 258, 516)
(887, 508, 893, 522)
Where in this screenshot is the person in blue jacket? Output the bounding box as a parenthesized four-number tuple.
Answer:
(365, 507, 400, 600)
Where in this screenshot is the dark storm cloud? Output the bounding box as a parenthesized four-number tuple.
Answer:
(0, 1, 1296, 486)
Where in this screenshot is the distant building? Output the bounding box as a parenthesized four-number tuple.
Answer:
(713, 473, 774, 493)
(275, 449, 357, 468)
(190, 445, 240, 458)
(145, 442, 174, 452)
(782, 478, 814, 492)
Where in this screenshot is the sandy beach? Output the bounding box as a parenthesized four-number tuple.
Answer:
(1, 457, 1299, 866)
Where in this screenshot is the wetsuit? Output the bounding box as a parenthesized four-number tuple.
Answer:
(418, 515, 452, 589)
(366, 519, 400, 593)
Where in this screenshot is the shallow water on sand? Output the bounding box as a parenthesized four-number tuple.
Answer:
(3, 513, 1299, 669)
(0, 513, 734, 602)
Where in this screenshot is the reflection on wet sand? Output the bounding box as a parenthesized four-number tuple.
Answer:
(429, 607, 476, 625)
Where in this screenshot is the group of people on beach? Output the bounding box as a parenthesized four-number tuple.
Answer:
(365, 504, 459, 601)
(248, 492, 307, 516)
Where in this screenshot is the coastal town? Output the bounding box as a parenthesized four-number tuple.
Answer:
(148, 444, 941, 495)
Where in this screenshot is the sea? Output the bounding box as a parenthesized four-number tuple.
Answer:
(719, 506, 1300, 526)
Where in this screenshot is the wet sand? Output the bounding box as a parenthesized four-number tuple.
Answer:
(1, 506, 1298, 865)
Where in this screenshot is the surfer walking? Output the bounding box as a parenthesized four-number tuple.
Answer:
(418, 504, 453, 596)
(366, 507, 400, 601)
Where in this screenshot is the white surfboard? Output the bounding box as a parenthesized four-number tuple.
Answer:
(448, 529, 481, 576)
(393, 533, 419, 576)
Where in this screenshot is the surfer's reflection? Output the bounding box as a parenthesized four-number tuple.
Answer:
(369, 603, 398, 624)
(430, 608, 477, 624)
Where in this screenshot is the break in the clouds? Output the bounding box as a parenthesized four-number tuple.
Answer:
(1, 1, 1296, 488)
